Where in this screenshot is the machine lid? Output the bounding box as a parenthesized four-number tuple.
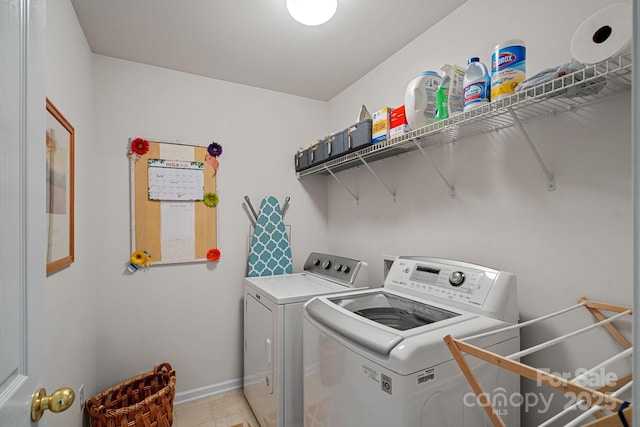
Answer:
(328, 291, 460, 331)
(305, 298, 404, 356)
(305, 288, 518, 373)
(244, 273, 360, 305)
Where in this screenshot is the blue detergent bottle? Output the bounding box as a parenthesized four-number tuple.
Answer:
(463, 57, 490, 111)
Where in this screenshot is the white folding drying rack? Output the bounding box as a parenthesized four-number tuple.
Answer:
(444, 297, 633, 427)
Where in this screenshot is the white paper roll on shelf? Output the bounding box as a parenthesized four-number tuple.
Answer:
(570, 3, 631, 65)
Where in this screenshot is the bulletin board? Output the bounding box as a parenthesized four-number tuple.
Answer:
(129, 138, 219, 265)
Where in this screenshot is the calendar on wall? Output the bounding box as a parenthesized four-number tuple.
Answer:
(129, 138, 219, 265)
(147, 159, 205, 201)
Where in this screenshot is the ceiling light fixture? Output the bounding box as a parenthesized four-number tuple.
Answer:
(287, 0, 337, 26)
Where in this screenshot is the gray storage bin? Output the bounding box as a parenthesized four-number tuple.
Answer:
(294, 149, 311, 172)
(328, 119, 373, 158)
(309, 139, 330, 166)
(345, 119, 372, 152)
(326, 129, 347, 159)
(345, 119, 372, 153)
(295, 119, 372, 170)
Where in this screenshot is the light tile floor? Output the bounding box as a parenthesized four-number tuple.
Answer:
(173, 389, 259, 427)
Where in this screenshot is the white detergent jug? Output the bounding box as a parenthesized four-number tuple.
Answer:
(463, 57, 490, 111)
(404, 71, 441, 131)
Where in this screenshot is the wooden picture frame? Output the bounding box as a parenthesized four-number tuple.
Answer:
(46, 98, 74, 275)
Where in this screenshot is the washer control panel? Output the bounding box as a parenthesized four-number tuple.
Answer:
(385, 257, 499, 307)
(303, 252, 368, 287)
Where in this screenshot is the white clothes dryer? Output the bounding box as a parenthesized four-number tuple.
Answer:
(244, 252, 369, 427)
(303, 256, 520, 427)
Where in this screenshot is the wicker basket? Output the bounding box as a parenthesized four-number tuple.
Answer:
(86, 363, 176, 427)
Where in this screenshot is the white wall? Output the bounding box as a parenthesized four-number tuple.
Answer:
(90, 56, 329, 397)
(46, 0, 634, 425)
(45, 1, 97, 426)
(47, 0, 330, 414)
(325, 0, 633, 425)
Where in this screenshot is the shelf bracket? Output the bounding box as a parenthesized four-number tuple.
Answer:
(412, 140, 456, 199)
(508, 107, 556, 191)
(355, 153, 396, 202)
(325, 166, 359, 203)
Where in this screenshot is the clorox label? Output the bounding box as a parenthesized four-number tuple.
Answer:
(495, 52, 517, 69)
(491, 44, 526, 101)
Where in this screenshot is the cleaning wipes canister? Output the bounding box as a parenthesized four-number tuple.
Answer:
(463, 57, 490, 111)
(404, 71, 441, 130)
(491, 39, 526, 101)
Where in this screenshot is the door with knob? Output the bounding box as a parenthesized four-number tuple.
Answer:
(0, 0, 74, 425)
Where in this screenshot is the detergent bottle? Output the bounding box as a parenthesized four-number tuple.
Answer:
(463, 57, 490, 111)
(440, 64, 465, 117)
(434, 74, 449, 121)
(404, 71, 441, 130)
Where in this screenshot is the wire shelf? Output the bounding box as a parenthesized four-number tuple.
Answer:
(296, 54, 632, 178)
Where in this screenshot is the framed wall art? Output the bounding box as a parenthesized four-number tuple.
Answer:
(46, 98, 74, 275)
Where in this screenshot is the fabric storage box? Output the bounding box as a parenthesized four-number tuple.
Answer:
(309, 139, 331, 166)
(86, 363, 176, 427)
(294, 149, 311, 172)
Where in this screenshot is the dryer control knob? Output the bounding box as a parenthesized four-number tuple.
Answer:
(312, 259, 320, 266)
(334, 264, 342, 271)
(322, 260, 332, 269)
(449, 271, 465, 286)
(342, 265, 351, 273)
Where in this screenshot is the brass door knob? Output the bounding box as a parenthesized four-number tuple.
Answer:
(31, 387, 75, 422)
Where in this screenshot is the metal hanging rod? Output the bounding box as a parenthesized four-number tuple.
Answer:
(245, 195, 291, 221)
(244, 196, 258, 221)
(281, 196, 291, 217)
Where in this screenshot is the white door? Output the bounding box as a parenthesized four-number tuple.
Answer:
(0, 0, 58, 425)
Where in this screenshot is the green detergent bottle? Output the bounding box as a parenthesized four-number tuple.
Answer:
(434, 74, 450, 121)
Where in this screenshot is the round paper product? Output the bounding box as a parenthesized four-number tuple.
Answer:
(570, 3, 631, 65)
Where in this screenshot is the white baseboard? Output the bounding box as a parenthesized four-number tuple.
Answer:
(174, 377, 243, 405)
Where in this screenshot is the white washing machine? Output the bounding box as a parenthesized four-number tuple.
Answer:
(303, 256, 520, 427)
(244, 252, 369, 427)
